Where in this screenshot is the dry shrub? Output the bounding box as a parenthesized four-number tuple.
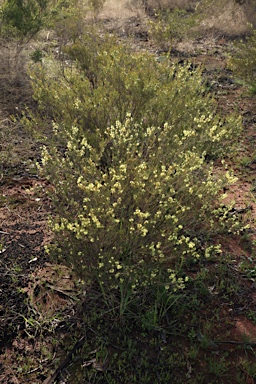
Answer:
(127, 0, 198, 15)
(88, 0, 106, 12)
(147, 7, 198, 51)
(197, 0, 254, 35)
(0, 42, 33, 114)
(243, 0, 256, 28)
(131, 0, 255, 35)
(145, 0, 198, 12)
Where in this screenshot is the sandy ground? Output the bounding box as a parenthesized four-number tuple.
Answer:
(99, 0, 144, 19)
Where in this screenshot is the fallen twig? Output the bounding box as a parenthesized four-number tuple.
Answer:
(214, 340, 256, 347)
(42, 335, 86, 384)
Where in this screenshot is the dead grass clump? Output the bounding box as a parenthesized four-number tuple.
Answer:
(0, 42, 33, 114)
(198, 0, 253, 36)
(127, 0, 198, 15)
(243, 0, 256, 28)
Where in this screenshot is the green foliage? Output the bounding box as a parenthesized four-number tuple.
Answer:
(49, 0, 88, 45)
(28, 30, 241, 158)
(30, 48, 43, 63)
(147, 8, 198, 51)
(228, 29, 256, 93)
(0, 0, 77, 82)
(0, 0, 49, 40)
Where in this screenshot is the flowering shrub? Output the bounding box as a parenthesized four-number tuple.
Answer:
(42, 113, 241, 297)
(27, 31, 244, 319)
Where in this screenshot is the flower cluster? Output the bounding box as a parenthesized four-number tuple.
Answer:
(42, 114, 243, 297)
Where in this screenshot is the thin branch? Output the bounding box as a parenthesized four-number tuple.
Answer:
(42, 335, 86, 384)
(213, 340, 256, 347)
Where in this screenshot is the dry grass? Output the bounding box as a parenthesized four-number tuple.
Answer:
(198, 0, 254, 35)
(126, 0, 255, 34)
(99, 0, 144, 19)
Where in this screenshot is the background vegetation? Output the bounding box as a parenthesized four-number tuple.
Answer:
(228, 29, 256, 93)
